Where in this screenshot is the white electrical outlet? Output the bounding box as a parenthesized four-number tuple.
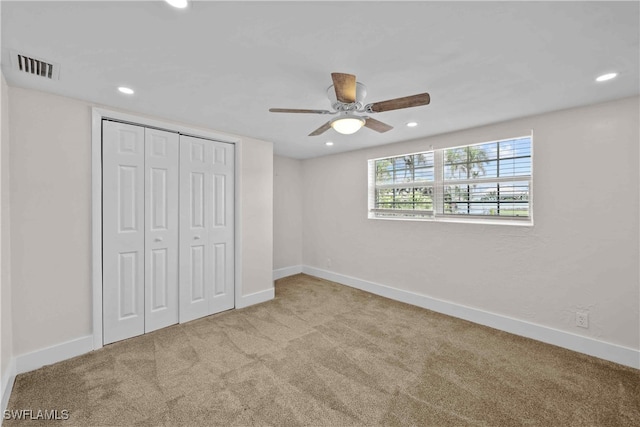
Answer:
(326, 258, 332, 268)
(576, 312, 589, 328)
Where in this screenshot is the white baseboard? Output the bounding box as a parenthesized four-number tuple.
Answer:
(302, 266, 640, 370)
(15, 335, 94, 375)
(236, 287, 275, 309)
(273, 265, 303, 281)
(1, 357, 16, 418)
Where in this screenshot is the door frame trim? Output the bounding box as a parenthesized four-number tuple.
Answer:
(91, 108, 241, 350)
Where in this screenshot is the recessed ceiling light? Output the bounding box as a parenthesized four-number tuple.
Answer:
(118, 86, 134, 95)
(406, 122, 418, 127)
(596, 73, 618, 82)
(165, 0, 188, 9)
(325, 141, 334, 146)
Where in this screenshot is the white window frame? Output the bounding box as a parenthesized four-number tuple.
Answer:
(368, 134, 533, 226)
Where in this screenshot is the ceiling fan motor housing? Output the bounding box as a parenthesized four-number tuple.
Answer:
(327, 82, 367, 111)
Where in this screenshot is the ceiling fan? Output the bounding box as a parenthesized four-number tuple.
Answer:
(269, 72, 431, 136)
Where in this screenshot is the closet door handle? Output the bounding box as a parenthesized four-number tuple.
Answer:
(155, 237, 163, 242)
(194, 236, 201, 240)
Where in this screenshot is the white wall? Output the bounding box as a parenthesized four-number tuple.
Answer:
(10, 87, 93, 356)
(302, 96, 639, 352)
(239, 137, 274, 296)
(273, 155, 302, 270)
(8, 86, 273, 357)
(1, 72, 14, 406)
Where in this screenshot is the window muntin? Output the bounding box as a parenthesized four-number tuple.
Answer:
(369, 136, 532, 223)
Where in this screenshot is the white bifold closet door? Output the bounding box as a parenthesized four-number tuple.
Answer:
(179, 135, 235, 322)
(102, 121, 179, 345)
(103, 121, 235, 345)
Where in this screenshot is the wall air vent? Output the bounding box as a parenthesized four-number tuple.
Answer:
(11, 51, 60, 80)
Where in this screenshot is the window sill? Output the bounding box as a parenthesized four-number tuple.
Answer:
(369, 214, 533, 227)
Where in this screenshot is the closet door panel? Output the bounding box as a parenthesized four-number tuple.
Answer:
(103, 121, 145, 345)
(144, 129, 179, 333)
(209, 142, 235, 313)
(179, 136, 234, 322)
(179, 137, 213, 322)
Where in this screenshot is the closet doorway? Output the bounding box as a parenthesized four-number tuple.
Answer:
(98, 116, 236, 346)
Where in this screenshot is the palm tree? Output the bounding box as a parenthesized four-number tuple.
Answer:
(444, 146, 489, 213)
(402, 155, 414, 181)
(445, 146, 488, 179)
(467, 146, 488, 178)
(445, 148, 463, 180)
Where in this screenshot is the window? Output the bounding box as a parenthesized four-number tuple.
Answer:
(370, 152, 435, 219)
(368, 135, 532, 224)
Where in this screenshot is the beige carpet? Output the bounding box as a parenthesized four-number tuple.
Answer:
(5, 274, 639, 426)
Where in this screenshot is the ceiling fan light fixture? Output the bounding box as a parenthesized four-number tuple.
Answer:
(330, 115, 365, 135)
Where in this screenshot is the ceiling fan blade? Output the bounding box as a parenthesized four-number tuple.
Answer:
(364, 117, 393, 133)
(366, 92, 431, 113)
(269, 108, 333, 114)
(331, 72, 356, 103)
(308, 121, 332, 136)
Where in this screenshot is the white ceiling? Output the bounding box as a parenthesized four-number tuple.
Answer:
(2, 1, 638, 159)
